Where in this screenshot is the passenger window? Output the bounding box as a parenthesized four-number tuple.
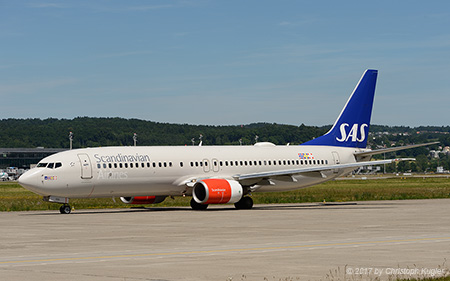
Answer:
(114, 163, 118, 168)
(180, 162, 184, 167)
(130, 163, 134, 168)
(97, 164, 101, 169)
(119, 163, 123, 168)
(109, 163, 112, 169)
(125, 163, 128, 168)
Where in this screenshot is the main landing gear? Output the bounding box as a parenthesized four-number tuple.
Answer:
(59, 204, 72, 214)
(234, 196, 253, 210)
(189, 196, 254, 210)
(190, 198, 209, 210)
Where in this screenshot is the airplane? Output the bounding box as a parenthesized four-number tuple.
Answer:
(18, 69, 437, 214)
(0, 171, 9, 181)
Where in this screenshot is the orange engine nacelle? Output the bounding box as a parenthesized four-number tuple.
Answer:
(193, 179, 243, 204)
(120, 196, 166, 205)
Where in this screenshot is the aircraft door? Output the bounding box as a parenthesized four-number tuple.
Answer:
(77, 153, 93, 179)
(332, 151, 340, 173)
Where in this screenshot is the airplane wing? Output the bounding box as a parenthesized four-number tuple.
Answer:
(354, 142, 439, 158)
(234, 158, 414, 183)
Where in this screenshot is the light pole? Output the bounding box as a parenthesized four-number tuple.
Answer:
(133, 133, 137, 146)
(69, 131, 73, 150)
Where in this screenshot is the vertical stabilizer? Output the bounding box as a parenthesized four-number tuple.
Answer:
(301, 69, 378, 148)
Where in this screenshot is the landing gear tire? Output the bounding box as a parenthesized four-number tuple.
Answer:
(234, 196, 253, 210)
(60, 204, 71, 214)
(190, 198, 208, 210)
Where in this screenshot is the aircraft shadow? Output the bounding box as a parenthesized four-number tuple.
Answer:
(21, 201, 395, 216)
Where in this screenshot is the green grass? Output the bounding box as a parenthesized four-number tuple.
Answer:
(1, 177, 450, 212)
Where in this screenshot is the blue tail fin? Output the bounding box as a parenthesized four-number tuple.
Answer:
(302, 69, 378, 148)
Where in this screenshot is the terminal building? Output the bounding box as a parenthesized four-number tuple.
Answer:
(0, 148, 67, 169)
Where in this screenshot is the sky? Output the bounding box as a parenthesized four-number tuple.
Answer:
(1, 1, 449, 127)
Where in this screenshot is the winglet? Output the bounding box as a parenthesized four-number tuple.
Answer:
(302, 69, 378, 148)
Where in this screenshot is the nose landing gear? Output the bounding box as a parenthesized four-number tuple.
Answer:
(43, 196, 72, 214)
(59, 204, 72, 214)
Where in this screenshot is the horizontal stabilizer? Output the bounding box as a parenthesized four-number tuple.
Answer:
(354, 142, 439, 158)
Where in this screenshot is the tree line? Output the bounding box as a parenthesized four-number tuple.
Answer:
(0, 118, 448, 173)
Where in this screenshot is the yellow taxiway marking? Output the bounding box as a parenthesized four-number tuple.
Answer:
(1, 236, 450, 265)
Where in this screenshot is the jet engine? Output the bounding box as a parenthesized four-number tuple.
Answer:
(120, 196, 166, 205)
(193, 179, 243, 204)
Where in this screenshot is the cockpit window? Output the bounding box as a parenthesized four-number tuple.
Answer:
(36, 162, 62, 169)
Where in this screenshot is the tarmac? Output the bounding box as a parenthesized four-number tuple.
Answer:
(1, 199, 450, 281)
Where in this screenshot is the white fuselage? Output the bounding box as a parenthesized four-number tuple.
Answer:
(19, 143, 361, 199)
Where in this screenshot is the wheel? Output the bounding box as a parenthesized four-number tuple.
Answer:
(234, 196, 253, 209)
(190, 198, 208, 210)
(60, 204, 72, 214)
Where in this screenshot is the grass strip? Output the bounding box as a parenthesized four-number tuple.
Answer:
(1, 177, 450, 212)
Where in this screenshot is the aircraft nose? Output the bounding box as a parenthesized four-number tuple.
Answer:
(18, 169, 44, 195)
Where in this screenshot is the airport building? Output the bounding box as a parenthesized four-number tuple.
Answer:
(0, 148, 67, 169)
